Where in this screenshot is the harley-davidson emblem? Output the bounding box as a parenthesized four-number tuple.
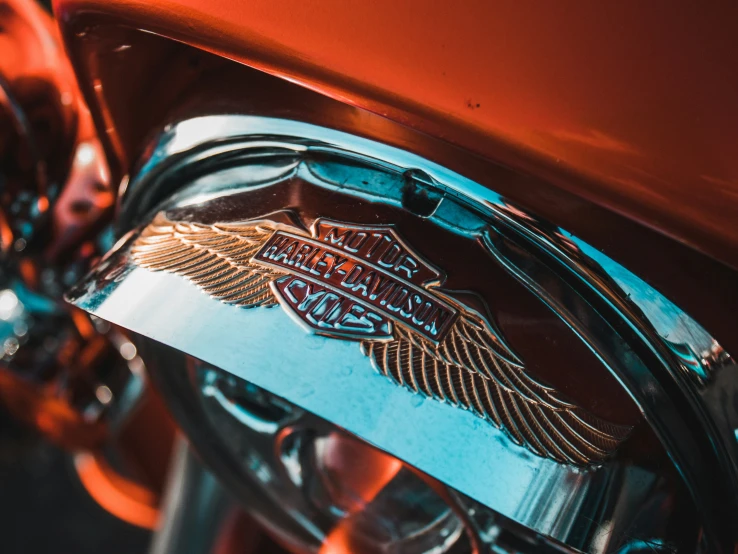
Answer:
(131, 211, 631, 465)
(254, 221, 457, 342)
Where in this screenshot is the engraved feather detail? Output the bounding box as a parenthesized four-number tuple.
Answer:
(131, 212, 283, 308)
(360, 311, 631, 464)
(131, 212, 631, 465)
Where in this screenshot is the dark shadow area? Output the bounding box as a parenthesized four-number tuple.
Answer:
(0, 405, 151, 554)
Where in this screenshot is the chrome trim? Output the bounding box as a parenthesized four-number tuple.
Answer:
(128, 210, 631, 465)
(68, 115, 736, 552)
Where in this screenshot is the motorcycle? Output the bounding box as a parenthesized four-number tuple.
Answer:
(2, 0, 738, 552)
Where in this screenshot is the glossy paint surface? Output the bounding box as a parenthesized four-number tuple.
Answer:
(54, 0, 738, 269)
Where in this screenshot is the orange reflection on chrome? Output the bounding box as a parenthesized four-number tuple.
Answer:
(36, 195, 49, 213)
(75, 452, 159, 529)
(318, 434, 402, 554)
(18, 258, 38, 287)
(0, 210, 13, 253)
(0, 369, 107, 448)
(70, 306, 95, 339)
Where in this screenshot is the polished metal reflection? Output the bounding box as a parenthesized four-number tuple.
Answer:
(149, 437, 243, 554)
(196, 360, 468, 553)
(130, 211, 630, 465)
(65, 115, 731, 551)
(145, 349, 684, 554)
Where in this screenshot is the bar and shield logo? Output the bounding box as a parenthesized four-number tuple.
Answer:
(253, 219, 458, 342)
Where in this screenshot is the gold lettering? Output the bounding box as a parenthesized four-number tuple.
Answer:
(370, 274, 397, 305)
(310, 251, 333, 276)
(289, 243, 314, 267)
(401, 293, 422, 319)
(307, 292, 343, 325)
(340, 264, 364, 288)
(351, 270, 376, 297)
(324, 255, 349, 279)
(386, 287, 409, 313)
(337, 302, 382, 333)
(412, 301, 434, 325)
(282, 278, 324, 312)
(425, 308, 453, 337)
(365, 233, 390, 258)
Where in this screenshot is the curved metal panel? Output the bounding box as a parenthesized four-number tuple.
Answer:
(66, 116, 734, 551)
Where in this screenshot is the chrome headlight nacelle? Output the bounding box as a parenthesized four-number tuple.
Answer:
(68, 115, 737, 553)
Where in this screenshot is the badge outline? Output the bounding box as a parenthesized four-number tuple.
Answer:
(251, 219, 460, 344)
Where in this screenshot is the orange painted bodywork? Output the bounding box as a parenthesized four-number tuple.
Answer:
(1, 0, 79, 214)
(53, 0, 738, 271)
(1, 0, 173, 512)
(1, 0, 76, 122)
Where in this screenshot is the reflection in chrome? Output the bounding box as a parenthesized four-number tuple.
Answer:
(67, 115, 737, 552)
(0, 276, 146, 448)
(196, 360, 468, 553)
(565, 234, 732, 385)
(156, 355, 658, 554)
(130, 212, 630, 465)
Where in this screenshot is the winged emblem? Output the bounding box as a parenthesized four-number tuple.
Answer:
(131, 211, 630, 465)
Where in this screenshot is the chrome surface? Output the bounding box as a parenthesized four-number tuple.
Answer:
(129, 211, 630, 465)
(66, 115, 736, 551)
(77, 261, 637, 544)
(152, 390, 584, 554)
(183, 358, 470, 553)
(141, 349, 686, 554)
(149, 437, 240, 554)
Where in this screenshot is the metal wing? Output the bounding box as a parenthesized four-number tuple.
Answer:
(132, 213, 630, 464)
(361, 307, 631, 464)
(130, 212, 283, 308)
